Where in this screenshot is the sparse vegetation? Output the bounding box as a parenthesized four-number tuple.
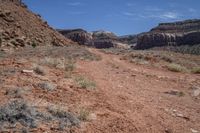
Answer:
(105, 48, 199, 73)
(5, 88, 24, 98)
(0, 100, 80, 130)
(40, 57, 76, 72)
(65, 60, 76, 72)
(78, 108, 90, 121)
(38, 82, 57, 91)
(109, 62, 120, 69)
(47, 105, 80, 128)
(75, 76, 96, 89)
(167, 63, 188, 72)
(173, 44, 200, 55)
(34, 66, 47, 75)
(0, 100, 39, 128)
(191, 67, 200, 74)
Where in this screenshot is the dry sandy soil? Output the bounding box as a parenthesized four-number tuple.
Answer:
(0, 46, 200, 133)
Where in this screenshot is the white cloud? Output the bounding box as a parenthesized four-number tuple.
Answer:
(159, 12, 179, 19)
(67, 2, 82, 6)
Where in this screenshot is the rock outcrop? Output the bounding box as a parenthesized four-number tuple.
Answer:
(58, 29, 93, 46)
(58, 29, 127, 48)
(0, 0, 74, 48)
(136, 19, 200, 49)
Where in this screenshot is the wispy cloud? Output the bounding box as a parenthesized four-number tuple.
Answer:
(126, 3, 135, 7)
(122, 12, 135, 16)
(67, 2, 82, 6)
(122, 10, 181, 20)
(159, 12, 179, 19)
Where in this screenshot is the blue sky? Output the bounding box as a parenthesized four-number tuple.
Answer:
(23, 0, 200, 35)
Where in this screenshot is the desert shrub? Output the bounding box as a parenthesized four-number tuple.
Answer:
(40, 57, 76, 71)
(0, 100, 80, 130)
(167, 63, 188, 72)
(0, 100, 38, 128)
(75, 76, 96, 89)
(5, 88, 24, 98)
(191, 67, 200, 74)
(34, 66, 47, 76)
(65, 60, 76, 72)
(173, 44, 200, 55)
(78, 108, 90, 121)
(47, 106, 80, 127)
(40, 57, 61, 68)
(38, 82, 57, 91)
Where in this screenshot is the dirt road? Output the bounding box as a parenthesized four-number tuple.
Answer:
(74, 48, 200, 133)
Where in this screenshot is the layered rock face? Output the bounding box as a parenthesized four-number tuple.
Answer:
(136, 19, 200, 49)
(59, 29, 124, 48)
(58, 29, 93, 46)
(0, 0, 74, 48)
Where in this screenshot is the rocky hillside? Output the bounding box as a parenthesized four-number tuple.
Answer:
(135, 19, 200, 51)
(0, 0, 74, 49)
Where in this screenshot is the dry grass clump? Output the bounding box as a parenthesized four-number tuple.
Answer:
(75, 76, 96, 89)
(167, 63, 188, 72)
(34, 66, 47, 76)
(38, 82, 57, 91)
(40, 57, 76, 71)
(78, 108, 90, 121)
(191, 67, 200, 74)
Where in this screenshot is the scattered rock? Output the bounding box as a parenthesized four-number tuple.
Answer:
(165, 108, 190, 121)
(164, 90, 185, 97)
(190, 86, 200, 97)
(88, 113, 97, 121)
(0, 0, 74, 49)
(21, 70, 34, 73)
(191, 128, 198, 133)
